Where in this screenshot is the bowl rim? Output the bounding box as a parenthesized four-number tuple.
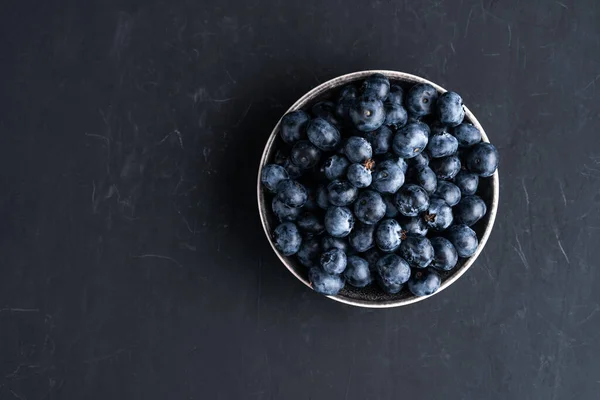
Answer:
(257, 70, 499, 308)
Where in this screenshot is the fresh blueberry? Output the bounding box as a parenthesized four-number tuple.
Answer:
(276, 179, 308, 207)
(309, 267, 345, 295)
(393, 122, 430, 158)
(283, 159, 303, 179)
(375, 254, 411, 294)
(349, 96, 386, 132)
(261, 164, 289, 193)
(423, 197, 453, 231)
(316, 184, 329, 209)
(272, 197, 301, 222)
(307, 118, 341, 151)
(353, 190, 387, 225)
(433, 181, 461, 206)
(465, 142, 499, 177)
(430, 155, 461, 179)
(347, 161, 374, 188)
(297, 237, 321, 267)
(362, 248, 382, 270)
(280, 110, 310, 144)
(322, 154, 350, 180)
(384, 103, 408, 129)
(406, 83, 438, 117)
(430, 237, 458, 271)
(426, 132, 458, 158)
(375, 218, 402, 252)
(320, 248, 347, 274)
(454, 195, 487, 226)
(335, 85, 358, 120)
(290, 140, 321, 169)
(296, 212, 325, 235)
(408, 269, 441, 296)
(429, 122, 450, 136)
(344, 136, 373, 163)
(382, 195, 399, 217)
(324, 206, 355, 238)
(446, 224, 478, 257)
(349, 223, 375, 252)
(399, 236, 434, 268)
(407, 152, 430, 167)
(327, 180, 359, 206)
(452, 123, 482, 147)
(436, 91, 465, 127)
(453, 170, 479, 195)
(371, 159, 405, 194)
(361, 73, 390, 100)
(362, 125, 393, 154)
(394, 184, 429, 217)
(386, 84, 404, 105)
(311, 101, 339, 127)
(273, 222, 302, 256)
(399, 216, 429, 236)
(321, 236, 349, 252)
(344, 256, 373, 288)
(410, 165, 437, 194)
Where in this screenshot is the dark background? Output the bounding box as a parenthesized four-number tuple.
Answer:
(1, 0, 599, 399)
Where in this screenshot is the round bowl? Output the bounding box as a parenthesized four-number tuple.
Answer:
(257, 70, 499, 308)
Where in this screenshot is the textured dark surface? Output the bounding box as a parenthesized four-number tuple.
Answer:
(1, 1, 599, 399)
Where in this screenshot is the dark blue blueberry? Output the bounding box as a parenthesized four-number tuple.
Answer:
(430, 155, 461, 179)
(465, 142, 499, 177)
(446, 224, 478, 257)
(371, 159, 405, 194)
(423, 198, 453, 231)
(344, 136, 373, 163)
(406, 83, 438, 117)
(382, 195, 399, 217)
(311, 101, 339, 127)
(272, 197, 301, 222)
(454, 195, 487, 226)
(349, 97, 386, 132)
(362, 248, 382, 270)
(452, 123, 482, 147)
(309, 267, 345, 295)
(349, 223, 375, 252)
(407, 152, 430, 168)
(394, 184, 429, 217)
(290, 140, 321, 170)
(344, 256, 373, 288)
(399, 236, 434, 268)
(324, 206, 355, 238)
(430, 237, 458, 271)
(280, 110, 310, 144)
(362, 125, 393, 155)
(375, 254, 411, 294)
(261, 164, 289, 192)
(321, 236, 349, 252)
(273, 222, 302, 256)
(408, 269, 441, 297)
(283, 159, 303, 179)
(276, 179, 308, 207)
(335, 85, 358, 119)
(320, 248, 347, 274)
(297, 236, 321, 267)
(410, 165, 437, 194)
(393, 122, 430, 159)
(296, 212, 325, 235)
(327, 180, 359, 206)
(433, 181, 461, 206)
(386, 84, 404, 105)
(453, 170, 479, 195)
(322, 154, 350, 181)
(426, 132, 458, 158)
(307, 118, 341, 151)
(399, 216, 429, 236)
(316, 184, 329, 209)
(375, 218, 402, 252)
(353, 190, 386, 225)
(347, 162, 374, 188)
(384, 103, 408, 129)
(429, 122, 450, 136)
(361, 73, 390, 100)
(436, 91, 465, 127)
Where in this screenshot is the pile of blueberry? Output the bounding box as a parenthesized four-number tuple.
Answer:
(261, 73, 498, 298)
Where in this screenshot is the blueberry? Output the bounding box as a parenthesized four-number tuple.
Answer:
(349, 96, 386, 132)
(362, 248, 382, 270)
(344, 136, 373, 163)
(277, 179, 308, 207)
(408, 269, 441, 297)
(407, 152, 430, 167)
(454, 195, 487, 226)
(426, 132, 458, 158)
(322, 154, 350, 180)
(371, 159, 405, 194)
(384, 103, 408, 129)
(307, 118, 341, 151)
(347, 161, 374, 188)
(273, 222, 302, 256)
(327, 180, 359, 206)
(386, 84, 404, 106)
(398, 216, 429, 236)
(361, 73, 390, 100)
(433, 181, 461, 207)
(386, 155, 409, 174)
(406, 83, 438, 117)
(453, 170, 479, 195)
(430, 155, 461, 179)
(375, 254, 411, 294)
(446, 224, 478, 257)
(423, 197, 453, 231)
(316, 184, 329, 209)
(399, 236, 434, 268)
(320, 248, 347, 274)
(290, 140, 321, 169)
(283, 159, 303, 179)
(430, 237, 458, 271)
(353, 190, 387, 225)
(296, 212, 325, 235)
(393, 122, 430, 159)
(280, 110, 309, 144)
(324, 206, 355, 238)
(344, 256, 373, 287)
(272, 197, 301, 222)
(452, 123, 482, 147)
(311, 101, 339, 127)
(410, 165, 437, 194)
(465, 142, 499, 177)
(394, 184, 429, 217)
(261, 164, 289, 193)
(436, 91, 465, 127)
(309, 267, 345, 295)
(362, 125, 393, 155)
(349, 223, 375, 252)
(335, 85, 358, 119)
(382, 195, 399, 217)
(321, 236, 349, 252)
(375, 218, 402, 252)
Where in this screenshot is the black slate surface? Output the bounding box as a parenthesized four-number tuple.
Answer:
(1, 1, 599, 399)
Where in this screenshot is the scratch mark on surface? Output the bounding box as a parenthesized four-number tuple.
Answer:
(530, 92, 548, 97)
(559, 180, 567, 206)
(0, 308, 39, 313)
(578, 305, 600, 325)
(9, 389, 25, 400)
(132, 254, 182, 267)
(343, 353, 356, 400)
(483, 53, 500, 56)
(554, 230, 570, 264)
(450, 42, 456, 54)
(225, 70, 236, 84)
(576, 74, 600, 94)
(507, 24, 512, 47)
(85, 132, 110, 144)
(84, 348, 129, 364)
(555, 1, 568, 9)
(513, 233, 530, 270)
(235, 101, 253, 127)
(157, 129, 183, 148)
(464, 8, 474, 38)
(521, 178, 530, 205)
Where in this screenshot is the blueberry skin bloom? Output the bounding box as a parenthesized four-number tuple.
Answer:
(452, 123, 482, 147)
(344, 136, 373, 163)
(324, 206, 355, 238)
(347, 162, 373, 188)
(307, 117, 341, 151)
(273, 222, 302, 256)
(375, 218, 403, 252)
(371, 159, 405, 194)
(375, 254, 411, 294)
(290, 140, 321, 170)
(280, 110, 309, 144)
(423, 197, 453, 231)
(454, 170, 479, 195)
(408, 269, 441, 297)
(394, 184, 429, 217)
(344, 256, 373, 288)
(465, 142, 499, 177)
(309, 267, 345, 295)
(434, 181, 461, 207)
(322, 154, 350, 181)
(353, 190, 387, 225)
(446, 224, 478, 258)
(327, 180, 359, 206)
(361, 73, 390, 100)
(406, 83, 438, 117)
(399, 236, 434, 269)
(320, 248, 347, 274)
(261, 164, 289, 192)
(349, 96, 386, 132)
(430, 155, 461, 180)
(430, 237, 458, 271)
(411, 165, 437, 194)
(349, 222, 375, 252)
(436, 91, 465, 127)
(454, 195, 487, 226)
(276, 179, 308, 208)
(362, 125, 393, 155)
(393, 122, 430, 159)
(426, 132, 458, 158)
(272, 197, 300, 222)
